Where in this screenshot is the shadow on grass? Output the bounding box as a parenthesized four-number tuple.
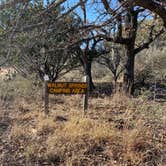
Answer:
(90, 82, 113, 97)
(134, 81, 166, 102)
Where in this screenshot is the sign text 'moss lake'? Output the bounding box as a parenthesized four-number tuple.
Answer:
(47, 82, 88, 94)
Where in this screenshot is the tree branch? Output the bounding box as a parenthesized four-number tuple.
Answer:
(104, 35, 130, 44)
(129, 0, 166, 27)
(101, 0, 117, 16)
(134, 28, 165, 55)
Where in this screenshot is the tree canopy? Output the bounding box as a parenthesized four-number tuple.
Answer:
(0, 0, 165, 94)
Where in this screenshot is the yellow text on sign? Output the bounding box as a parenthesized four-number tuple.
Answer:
(47, 82, 88, 94)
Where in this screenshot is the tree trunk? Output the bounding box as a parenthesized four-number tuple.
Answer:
(113, 76, 118, 93)
(78, 51, 95, 92)
(122, 7, 137, 95)
(84, 61, 95, 92)
(123, 45, 135, 95)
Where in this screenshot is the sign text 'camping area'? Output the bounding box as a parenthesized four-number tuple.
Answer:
(47, 82, 88, 94)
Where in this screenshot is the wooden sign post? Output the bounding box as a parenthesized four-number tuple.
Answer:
(83, 75, 89, 114)
(44, 75, 49, 115)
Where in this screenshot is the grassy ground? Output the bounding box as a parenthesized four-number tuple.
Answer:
(0, 76, 165, 166)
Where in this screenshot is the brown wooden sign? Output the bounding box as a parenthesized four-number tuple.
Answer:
(47, 82, 88, 94)
(44, 75, 89, 115)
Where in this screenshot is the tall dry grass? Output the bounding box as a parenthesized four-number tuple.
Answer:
(0, 76, 165, 165)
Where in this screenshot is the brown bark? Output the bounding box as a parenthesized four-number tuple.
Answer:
(122, 7, 137, 95)
(77, 48, 95, 92)
(84, 60, 95, 92)
(123, 45, 135, 95)
(130, 0, 166, 27)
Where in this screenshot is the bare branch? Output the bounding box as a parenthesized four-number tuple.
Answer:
(101, 0, 117, 16)
(134, 28, 165, 55)
(128, 0, 166, 27)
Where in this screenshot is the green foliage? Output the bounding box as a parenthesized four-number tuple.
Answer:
(0, 1, 81, 80)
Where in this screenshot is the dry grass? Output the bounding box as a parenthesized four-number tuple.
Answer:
(45, 116, 113, 165)
(0, 78, 165, 166)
